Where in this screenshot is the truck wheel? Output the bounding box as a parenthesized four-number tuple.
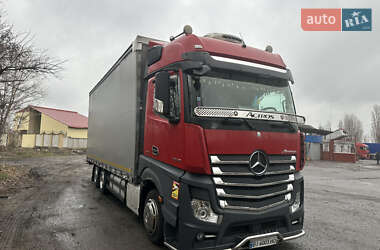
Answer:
(143, 189, 163, 244)
(91, 165, 96, 182)
(94, 166, 100, 188)
(99, 169, 108, 193)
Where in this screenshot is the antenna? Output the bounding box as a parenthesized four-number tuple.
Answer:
(239, 32, 247, 48)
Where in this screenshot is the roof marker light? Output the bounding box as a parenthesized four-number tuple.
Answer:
(265, 45, 273, 53)
(194, 44, 203, 49)
(170, 25, 193, 41)
(183, 25, 193, 35)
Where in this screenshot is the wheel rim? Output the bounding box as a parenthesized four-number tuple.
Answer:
(143, 198, 159, 234)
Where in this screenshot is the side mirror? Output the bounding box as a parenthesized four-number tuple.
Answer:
(154, 71, 171, 116)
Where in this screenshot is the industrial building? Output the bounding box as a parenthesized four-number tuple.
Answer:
(299, 124, 331, 161)
(13, 105, 88, 148)
(300, 125, 356, 163)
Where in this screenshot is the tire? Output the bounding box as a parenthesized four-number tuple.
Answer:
(94, 166, 100, 188)
(143, 189, 163, 245)
(99, 169, 108, 194)
(91, 165, 96, 182)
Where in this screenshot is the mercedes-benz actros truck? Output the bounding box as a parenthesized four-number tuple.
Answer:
(87, 25, 305, 250)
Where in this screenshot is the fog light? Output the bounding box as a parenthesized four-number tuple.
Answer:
(291, 191, 301, 213)
(191, 199, 219, 224)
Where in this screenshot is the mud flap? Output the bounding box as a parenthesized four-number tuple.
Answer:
(126, 183, 141, 215)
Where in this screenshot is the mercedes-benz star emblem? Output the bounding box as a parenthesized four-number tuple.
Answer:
(249, 151, 269, 176)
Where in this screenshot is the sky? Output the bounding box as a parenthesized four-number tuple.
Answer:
(2, 0, 380, 139)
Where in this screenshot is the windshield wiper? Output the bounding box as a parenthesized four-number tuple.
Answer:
(222, 117, 256, 130)
(267, 120, 297, 131)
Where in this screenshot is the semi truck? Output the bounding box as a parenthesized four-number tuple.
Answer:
(363, 143, 380, 159)
(355, 143, 369, 159)
(87, 25, 306, 250)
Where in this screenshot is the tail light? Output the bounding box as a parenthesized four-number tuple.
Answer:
(300, 132, 305, 170)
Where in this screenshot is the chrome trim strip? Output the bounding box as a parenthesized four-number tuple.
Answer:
(291, 220, 299, 225)
(270, 157, 296, 164)
(216, 184, 293, 200)
(210, 155, 296, 165)
(212, 166, 295, 176)
(213, 174, 295, 187)
(204, 234, 217, 239)
(164, 242, 178, 250)
(219, 199, 288, 211)
(233, 231, 282, 249)
(228, 230, 305, 249)
(266, 168, 295, 176)
(194, 107, 306, 124)
(210, 155, 248, 165)
(285, 193, 292, 201)
(282, 230, 305, 241)
(211, 55, 288, 73)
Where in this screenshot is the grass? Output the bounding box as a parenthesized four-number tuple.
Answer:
(0, 148, 84, 159)
(0, 164, 28, 188)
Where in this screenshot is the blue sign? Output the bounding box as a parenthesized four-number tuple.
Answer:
(342, 8, 372, 31)
(305, 135, 322, 143)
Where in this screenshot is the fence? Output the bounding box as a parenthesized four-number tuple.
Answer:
(0, 134, 7, 146)
(1, 133, 22, 147)
(1, 133, 87, 149)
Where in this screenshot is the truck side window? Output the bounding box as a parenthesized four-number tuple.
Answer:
(169, 74, 181, 122)
(153, 73, 180, 123)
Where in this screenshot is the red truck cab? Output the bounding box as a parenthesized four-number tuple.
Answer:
(356, 143, 369, 159)
(143, 28, 305, 249)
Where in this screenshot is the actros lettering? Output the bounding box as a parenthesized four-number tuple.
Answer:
(246, 112, 275, 120)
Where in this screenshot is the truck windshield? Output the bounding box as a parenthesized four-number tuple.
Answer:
(190, 74, 295, 114)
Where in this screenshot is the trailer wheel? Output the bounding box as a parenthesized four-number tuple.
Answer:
(94, 166, 100, 188)
(143, 189, 163, 244)
(91, 165, 96, 182)
(99, 169, 108, 194)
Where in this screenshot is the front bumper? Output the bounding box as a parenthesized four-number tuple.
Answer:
(225, 230, 305, 250)
(173, 172, 304, 250)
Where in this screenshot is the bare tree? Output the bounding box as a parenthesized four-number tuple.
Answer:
(325, 121, 332, 131)
(342, 114, 363, 142)
(371, 104, 380, 143)
(0, 12, 63, 141)
(338, 120, 343, 129)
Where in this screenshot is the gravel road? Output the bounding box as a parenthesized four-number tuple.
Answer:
(0, 156, 380, 250)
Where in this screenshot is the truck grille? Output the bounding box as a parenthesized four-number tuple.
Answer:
(211, 154, 296, 211)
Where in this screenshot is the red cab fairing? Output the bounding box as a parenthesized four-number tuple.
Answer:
(204, 129, 303, 171)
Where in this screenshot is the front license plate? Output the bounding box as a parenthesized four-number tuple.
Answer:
(248, 236, 279, 249)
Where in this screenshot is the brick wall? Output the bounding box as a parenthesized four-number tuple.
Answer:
(321, 140, 356, 163)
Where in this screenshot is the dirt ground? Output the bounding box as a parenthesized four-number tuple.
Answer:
(0, 156, 380, 250)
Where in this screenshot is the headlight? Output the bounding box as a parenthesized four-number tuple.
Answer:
(290, 191, 301, 213)
(191, 199, 219, 224)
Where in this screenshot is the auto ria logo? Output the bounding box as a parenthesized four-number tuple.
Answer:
(301, 8, 372, 31)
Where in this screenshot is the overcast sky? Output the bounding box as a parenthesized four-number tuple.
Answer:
(2, 0, 380, 138)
